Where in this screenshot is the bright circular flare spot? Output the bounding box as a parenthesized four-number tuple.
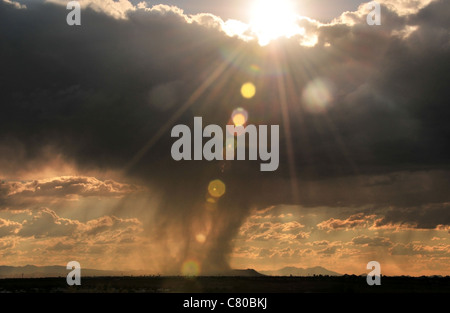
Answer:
(241, 82, 256, 99)
(250, 0, 299, 46)
(208, 179, 226, 198)
(231, 108, 248, 126)
(302, 78, 335, 113)
(181, 260, 200, 276)
(233, 114, 246, 126)
(195, 233, 206, 243)
(225, 137, 235, 150)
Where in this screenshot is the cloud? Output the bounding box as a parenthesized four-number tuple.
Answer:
(2, 0, 25, 9)
(83, 215, 142, 237)
(236, 246, 304, 260)
(1, 0, 449, 274)
(238, 212, 308, 242)
(1, 0, 449, 194)
(436, 225, 450, 233)
(317, 213, 377, 231)
(0, 206, 147, 265)
(390, 242, 450, 256)
(47, 241, 74, 251)
(11, 208, 142, 239)
(310, 240, 330, 246)
(47, 0, 135, 19)
(351, 235, 392, 247)
(317, 246, 338, 255)
(0, 176, 143, 211)
(2, 176, 140, 199)
(0, 218, 22, 237)
(378, 0, 435, 15)
(18, 208, 81, 238)
(374, 203, 450, 229)
(0, 239, 16, 250)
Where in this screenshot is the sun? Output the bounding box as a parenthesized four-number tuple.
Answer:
(249, 0, 300, 46)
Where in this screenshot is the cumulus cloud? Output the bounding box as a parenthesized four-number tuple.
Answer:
(237, 207, 309, 243)
(83, 215, 142, 237)
(317, 213, 378, 231)
(0, 208, 142, 240)
(0, 218, 22, 237)
(317, 246, 338, 255)
(18, 208, 81, 238)
(390, 242, 450, 256)
(378, 0, 434, 15)
(0, 209, 145, 269)
(352, 235, 392, 247)
(0, 238, 16, 250)
(436, 225, 450, 233)
(239, 220, 309, 242)
(233, 246, 305, 260)
(47, 0, 135, 19)
(2, 176, 140, 199)
(48, 241, 74, 251)
(2, 0, 25, 9)
(0, 176, 144, 212)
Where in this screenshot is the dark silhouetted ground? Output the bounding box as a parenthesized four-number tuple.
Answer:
(0, 275, 449, 293)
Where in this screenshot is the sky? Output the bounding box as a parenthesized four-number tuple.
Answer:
(0, 0, 449, 276)
(125, 0, 368, 22)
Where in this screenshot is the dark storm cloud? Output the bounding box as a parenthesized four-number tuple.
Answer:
(0, 0, 449, 272)
(375, 203, 450, 229)
(1, 1, 449, 185)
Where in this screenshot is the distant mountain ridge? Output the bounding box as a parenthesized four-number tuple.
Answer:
(0, 265, 339, 278)
(220, 269, 265, 277)
(261, 266, 341, 277)
(0, 265, 126, 278)
(0, 265, 265, 278)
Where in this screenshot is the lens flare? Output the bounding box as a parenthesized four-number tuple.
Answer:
(301, 78, 335, 113)
(208, 179, 226, 198)
(206, 197, 217, 204)
(233, 114, 246, 126)
(219, 47, 286, 76)
(181, 260, 201, 276)
(231, 108, 249, 126)
(241, 82, 256, 99)
(225, 137, 236, 150)
(249, 64, 261, 73)
(205, 198, 218, 211)
(195, 233, 206, 243)
(224, 137, 237, 160)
